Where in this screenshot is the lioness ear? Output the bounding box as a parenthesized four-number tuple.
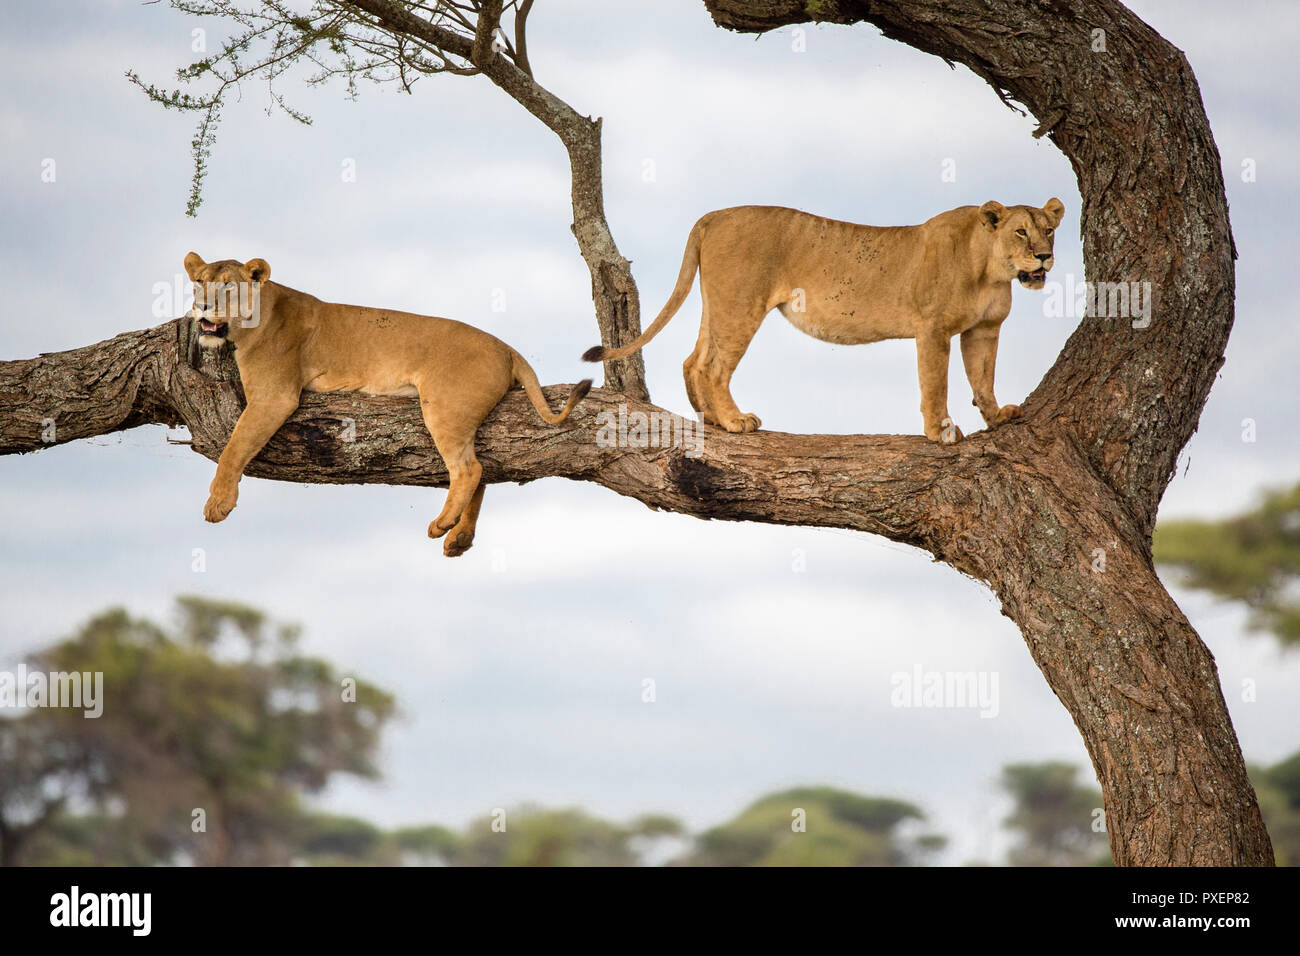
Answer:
(979, 201, 1006, 230)
(244, 258, 271, 283)
(184, 252, 205, 280)
(1043, 197, 1065, 227)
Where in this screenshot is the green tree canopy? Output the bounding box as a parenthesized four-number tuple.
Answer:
(451, 806, 654, 867)
(1154, 481, 1300, 646)
(1250, 751, 1300, 866)
(676, 786, 944, 867)
(1000, 762, 1109, 866)
(0, 598, 394, 865)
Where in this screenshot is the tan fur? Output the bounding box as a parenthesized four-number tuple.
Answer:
(584, 199, 1064, 442)
(184, 253, 590, 556)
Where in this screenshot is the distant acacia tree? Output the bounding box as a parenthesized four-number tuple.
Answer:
(0, 599, 394, 866)
(451, 806, 682, 866)
(1000, 762, 1110, 867)
(676, 786, 945, 866)
(0, 713, 92, 867)
(1155, 481, 1300, 647)
(1250, 752, 1300, 866)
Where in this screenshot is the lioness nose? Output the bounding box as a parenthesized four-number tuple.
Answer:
(1035, 252, 1052, 263)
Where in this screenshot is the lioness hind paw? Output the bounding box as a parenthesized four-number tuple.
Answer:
(427, 520, 452, 540)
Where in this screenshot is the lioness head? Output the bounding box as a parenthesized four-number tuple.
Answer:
(979, 198, 1064, 290)
(183, 252, 272, 349)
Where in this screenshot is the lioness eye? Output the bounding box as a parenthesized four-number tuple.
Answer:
(1045, 228, 1054, 235)
(1015, 229, 1028, 237)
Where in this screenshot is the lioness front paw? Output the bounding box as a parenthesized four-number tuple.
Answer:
(721, 412, 762, 433)
(204, 487, 238, 523)
(427, 519, 453, 540)
(992, 404, 1022, 425)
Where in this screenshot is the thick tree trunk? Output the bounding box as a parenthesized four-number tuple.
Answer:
(344, 0, 649, 401)
(697, 0, 1270, 864)
(0, 0, 1273, 864)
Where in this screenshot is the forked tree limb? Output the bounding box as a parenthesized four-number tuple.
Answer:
(342, 0, 648, 400)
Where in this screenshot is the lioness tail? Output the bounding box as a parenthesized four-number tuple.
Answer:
(582, 218, 705, 363)
(511, 350, 592, 425)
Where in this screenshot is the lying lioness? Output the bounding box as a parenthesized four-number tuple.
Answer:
(185, 253, 591, 556)
(584, 200, 1063, 442)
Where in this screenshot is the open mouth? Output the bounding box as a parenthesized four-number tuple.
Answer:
(1018, 268, 1047, 284)
(197, 317, 229, 338)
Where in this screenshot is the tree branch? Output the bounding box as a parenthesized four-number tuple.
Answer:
(513, 0, 534, 78)
(0, 318, 974, 552)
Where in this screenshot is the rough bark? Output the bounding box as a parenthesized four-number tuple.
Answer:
(0, 0, 1273, 865)
(343, 0, 648, 401)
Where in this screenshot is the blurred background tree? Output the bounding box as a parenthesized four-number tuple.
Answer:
(451, 806, 682, 866)
(673, 786, 945, 866)
(4, 595, 1291, 865)
(1155, 481, 1300, 646)
(388, 823, 461, 866)
(1249, 753, 1300, 866)
(1000, 762, 1110, 866)
(0, 598, 394, 865)
(0, 715, 93, 866)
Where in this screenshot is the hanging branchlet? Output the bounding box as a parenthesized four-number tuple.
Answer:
(128, 0, 534, 216)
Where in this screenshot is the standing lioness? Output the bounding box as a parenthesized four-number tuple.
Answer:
(186, 253, 591, 556)
(584, 200, 1063, 442)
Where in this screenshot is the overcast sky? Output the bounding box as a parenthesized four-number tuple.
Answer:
(2, 0, 1297, 865)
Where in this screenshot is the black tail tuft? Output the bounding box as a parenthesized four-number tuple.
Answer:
(581, 346, 605, 363)
(574, 378, 593, 400)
